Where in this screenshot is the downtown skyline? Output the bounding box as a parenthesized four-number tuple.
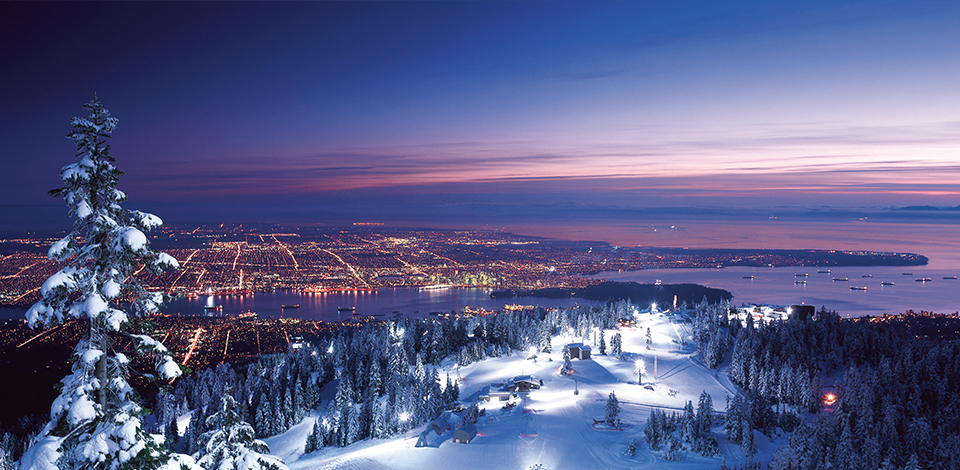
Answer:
(3, 1, 960, 234)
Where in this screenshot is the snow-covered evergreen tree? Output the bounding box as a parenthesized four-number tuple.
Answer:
(559, 345, 573, 376)
(539, 321, 553, 353)
(598, 330, 606, 355)
(705, 335, 724, 369)
(19, 96, 188, 470)
(604, 391, 621, 428)
(304, 419, 322, 454)
(193, 393, 288, 470)
(623, 439, 636, 457)
(680, 400, 697, 443)
(644, 408, 665, 451)
(612, 332, 623, 360)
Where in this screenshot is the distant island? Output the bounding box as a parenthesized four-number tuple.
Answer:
(640, 248, 928, 268)
(491, 280, 731, 305)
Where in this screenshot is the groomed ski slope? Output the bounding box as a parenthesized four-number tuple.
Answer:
(265, 310, 784, 470)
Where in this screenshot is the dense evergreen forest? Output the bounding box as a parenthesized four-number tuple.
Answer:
(3, 299, 959, 469)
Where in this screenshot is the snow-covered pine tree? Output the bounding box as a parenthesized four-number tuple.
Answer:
(371, 400, 387, 439)
(559, 345, 573, 376)
(725, 394, 744, 444)
(604, 391, 621, 428)
(413, 353, 426, 384)
(644, 408, 665, 451)
(194, 393, 288, 470)
(346, 403, 361, 445)
(646, 327, 652, 349)
(598, 330, 606, 355)
(612, 332, 623, 360)
(680, 400, 697, 443)
(539, 321, 552, 353)
(19, 96, 190, 470)
(696, 391, 714, 438)
(0, 446, 12, 470)
(705, 334, 724, 369)
(303, 419, 320, 454)
(623, 439, 636, 457)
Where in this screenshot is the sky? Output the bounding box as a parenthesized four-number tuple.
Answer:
(3, 1, 960, 235)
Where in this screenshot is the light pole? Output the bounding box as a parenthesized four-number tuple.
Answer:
(635, 358, 646, 385)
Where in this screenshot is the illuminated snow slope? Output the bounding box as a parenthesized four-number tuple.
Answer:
(265, 312, 784, 470)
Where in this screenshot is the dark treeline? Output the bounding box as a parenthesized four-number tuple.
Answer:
(702, 305, 960, 470)
(493, 281, 732, 305)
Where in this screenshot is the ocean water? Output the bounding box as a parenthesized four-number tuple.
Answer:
(501, 218, 960, 270)
(592, 265, 960, 318)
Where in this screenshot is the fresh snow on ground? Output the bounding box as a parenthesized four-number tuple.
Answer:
(261, 310, 782, 470)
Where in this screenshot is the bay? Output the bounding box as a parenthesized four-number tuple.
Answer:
(157, 287, 597, 321)
(1, 287, 597, 322)
(592, 265, 960, 318)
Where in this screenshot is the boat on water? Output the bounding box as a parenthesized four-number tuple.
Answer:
(945, 276, 958, 280)
(420, 284, 452, 290)
(903, 272, 913, 275)
(795, 273, 809, 277)
(795, 280, 807, 285)
(817, 270, 831, 273)
(281, 304, 300, 309)
(850, 286, 868, 291)
(862, 274, 873, 278)
(743, 275, 754, 279)
(916, 278, 933, 282)
(833, 277, 849, 282)
(881, 281, 895, 286)
(338, 306, 356, 312)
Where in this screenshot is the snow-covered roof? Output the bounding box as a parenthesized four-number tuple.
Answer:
(453, 423, 477, 438)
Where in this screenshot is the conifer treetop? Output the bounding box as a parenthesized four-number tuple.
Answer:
(26, 94, 179, 331)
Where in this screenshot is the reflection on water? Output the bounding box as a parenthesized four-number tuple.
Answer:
(159, 287, 597, 322)
(594, 265, 960, 318)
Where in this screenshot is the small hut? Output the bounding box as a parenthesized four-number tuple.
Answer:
(566, 343, 592, 360)
(453, 423, 478, 443)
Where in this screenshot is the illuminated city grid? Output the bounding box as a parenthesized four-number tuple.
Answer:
(0, 225, 924, 309)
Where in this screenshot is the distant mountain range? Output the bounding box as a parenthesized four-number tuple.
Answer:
(892, 205, 960, 211)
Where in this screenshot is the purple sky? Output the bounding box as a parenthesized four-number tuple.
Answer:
(3, 1, 960, 233)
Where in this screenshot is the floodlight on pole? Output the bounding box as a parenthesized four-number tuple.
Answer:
(634, 358, 646, 385)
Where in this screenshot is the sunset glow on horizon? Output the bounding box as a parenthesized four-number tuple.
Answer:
(3, 1, 960, 229)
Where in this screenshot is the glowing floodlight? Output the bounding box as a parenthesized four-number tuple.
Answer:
(399, 411, 410, 422)
(634, 359, 646, 385)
